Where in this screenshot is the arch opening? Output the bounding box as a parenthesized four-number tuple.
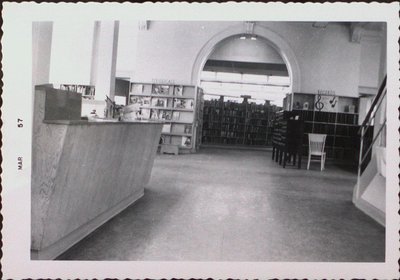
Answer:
(192, 23, 301, 104)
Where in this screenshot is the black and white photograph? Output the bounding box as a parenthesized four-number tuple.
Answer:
(1, 2, 399, 279)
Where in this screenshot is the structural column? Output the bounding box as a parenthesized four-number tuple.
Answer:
(32, 22, 53, 88)
(91, 21, 120, 102)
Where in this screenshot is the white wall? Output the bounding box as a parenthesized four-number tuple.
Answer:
(284, 23, 361, 96)
(32, 22, 53, 87)
(131, 21, 237, 84)
(209, 36, 285, 64)
(359, 39, 382, 89)
(116, 21, 139, 78)
(125, 21, 377, 97)
(49, 20, 95, 85)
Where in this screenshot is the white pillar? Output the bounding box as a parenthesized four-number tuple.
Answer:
(32, 22, 53, 88)
(91, 21, 119, 102)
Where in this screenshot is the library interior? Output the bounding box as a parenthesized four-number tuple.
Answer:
(32, 21, 387, 262)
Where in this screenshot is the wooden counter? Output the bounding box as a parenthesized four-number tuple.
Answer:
(31, 87, 162, 260)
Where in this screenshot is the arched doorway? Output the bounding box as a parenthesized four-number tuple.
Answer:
(192, 23, 301, 147)
(192, 23, 301, 92)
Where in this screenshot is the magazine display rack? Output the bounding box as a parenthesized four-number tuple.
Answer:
(129, 83, 201, 153)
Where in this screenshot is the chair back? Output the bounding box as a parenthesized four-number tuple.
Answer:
(308, 133, 327, 155)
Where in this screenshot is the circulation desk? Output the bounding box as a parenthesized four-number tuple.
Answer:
(31, 86, 162, 260)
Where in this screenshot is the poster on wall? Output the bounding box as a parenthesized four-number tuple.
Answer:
(314, 94, 340, 112)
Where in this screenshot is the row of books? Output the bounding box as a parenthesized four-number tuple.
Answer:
(244, 139, 269, 146)
(247, 119, 268, 126)
(203, 107, 222, 114)
(293, 109, 359, 125)
(129, 96, 194, 109)
(312, 123, 337, 135)
(222, 110, 246, 117)
(160, 135, 192, 147)
(132, 84, 185, 96)
(336, 114, 358, 125)
(303, 121, 359, 136)
(58, 84, 95, 96)
(153, 85, 184, 96)
(136, 109, 181, 121)
(246, 127, 268, 133)
(221, 117, 246, 124)
(162, 124, 193, 134)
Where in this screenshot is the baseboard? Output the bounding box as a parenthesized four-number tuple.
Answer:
(354, 196, 385, 227)
(31, 189, 144, 260)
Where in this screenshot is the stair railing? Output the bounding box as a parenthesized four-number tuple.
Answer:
(356, 75, 387, 193)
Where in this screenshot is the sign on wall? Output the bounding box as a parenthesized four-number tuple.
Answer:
(314, 94, 340, 112)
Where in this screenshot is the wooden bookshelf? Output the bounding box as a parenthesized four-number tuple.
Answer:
(271, 111, 304, 168)
(129, 83, 201, 153)
(201, 96, 276, 147)
(292, 109, 359, 161)
(284, 92, 361, 163)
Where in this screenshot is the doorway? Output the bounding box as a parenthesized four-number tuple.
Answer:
(197, 34, 292, 148)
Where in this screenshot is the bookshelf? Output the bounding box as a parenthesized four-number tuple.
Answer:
(128, 83, 200, 153)
(201, 96, 276, 146)
(284, 92, 361, 163)
(271, 111, 304, 168)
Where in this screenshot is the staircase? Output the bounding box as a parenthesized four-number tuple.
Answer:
(353, 75, 387, 226)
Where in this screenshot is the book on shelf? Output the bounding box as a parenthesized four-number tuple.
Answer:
(150, 109, 161, 120)
(153, 85, 170, 95)
(160, 110, 172, 121)
(182, 136, 191, 147)
(184, 124, 192, 134)
(173, 98, 186, 109)
(129, 96, 140, 105)
(151, 97, 167, 108)
(132, 96, 151, 106)
(185, 99, 194, 109)
(174, 85, 183, 96)
(131, 84, 144, 95)
(162, 124, 171, 133)
(172, 111, 180, 121)
(140, 108, 151, 119)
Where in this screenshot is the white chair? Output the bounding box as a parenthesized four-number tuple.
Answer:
(307, 133, 327, 171)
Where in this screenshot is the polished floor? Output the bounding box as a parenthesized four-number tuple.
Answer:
(59, 148, 385, 262)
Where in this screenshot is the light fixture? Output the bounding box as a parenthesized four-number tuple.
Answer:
(250, 36, 257, 40)
(239, 35, 246, 40)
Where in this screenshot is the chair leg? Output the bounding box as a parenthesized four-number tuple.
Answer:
(307, 154, 311, 170)
(298, 153, 302, 169)
(320, 156, 323, 171)
(283, 152, 287, 168)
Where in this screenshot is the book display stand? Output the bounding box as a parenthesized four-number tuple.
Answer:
(129, 83, 201, 154)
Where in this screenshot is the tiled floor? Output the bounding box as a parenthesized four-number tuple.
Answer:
(58, 148, 385, 261)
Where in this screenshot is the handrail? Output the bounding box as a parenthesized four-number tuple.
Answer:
(358, 75, 387, 133)
(357, 75, 387, 182)
(360, 118, 386, 164)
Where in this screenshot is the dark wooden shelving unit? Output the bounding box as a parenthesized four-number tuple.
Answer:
(292, 109, 361, 163)
(201, 96, 276, 147)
